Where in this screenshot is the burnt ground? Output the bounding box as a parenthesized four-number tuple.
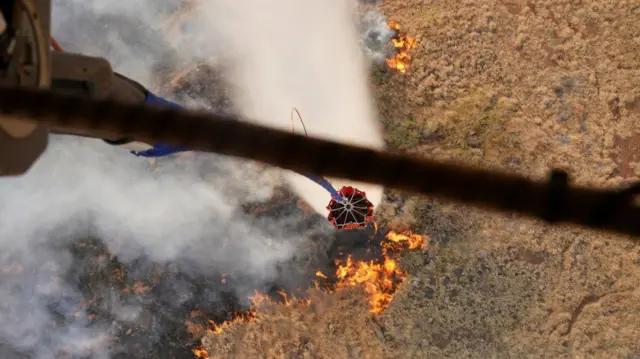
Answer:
(0, 185, 391, 359)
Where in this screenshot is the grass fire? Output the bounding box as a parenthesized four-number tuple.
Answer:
(385, 20, 417, 73)
(330, 231, 426, 314)
(192, 230, 427, 358)
(8, 1, 637, 359)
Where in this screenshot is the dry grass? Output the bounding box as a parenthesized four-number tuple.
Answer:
(376, 0, 640, 181)
(372, 0, 640, 358)
(205, 1, 640, 358)
(202, 288, 387, 359)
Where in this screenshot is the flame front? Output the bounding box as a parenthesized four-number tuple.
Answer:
(193, 231, 427, 357)
(191, 292, 266, 357)
(385, 20, 417, 73)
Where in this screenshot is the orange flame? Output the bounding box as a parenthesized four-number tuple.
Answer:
(385, 20, 417, 74)
(315, 270, 328, 279)
(191, 291, 266, 357)
(332, 231, 426, 314)
(193, 348, 209, 359)
(334, 256, 399, 314)
(384, 231, 425, 251)
(388, 20, 400, 31)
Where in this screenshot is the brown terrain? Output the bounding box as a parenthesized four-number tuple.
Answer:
(201, 1, 640, 358)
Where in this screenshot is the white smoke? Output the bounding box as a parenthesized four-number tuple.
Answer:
(0, 135, 298, 357)
(0, 0, 393, 357)
(358, 7, 396, 65)
(199, 0, 386, 214)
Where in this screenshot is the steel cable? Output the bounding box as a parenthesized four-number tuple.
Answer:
(1, 85, 639, 237)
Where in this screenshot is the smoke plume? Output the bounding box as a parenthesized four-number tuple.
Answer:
(0, 134, 305, 357)
(0, 0, 394, 357)
(193, 0, 387, 214)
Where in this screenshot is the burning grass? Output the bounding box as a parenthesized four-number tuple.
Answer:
(195, 231, 427, 359)
(385, 20, 417, 73)
(200, 287, 386, 359)
(329, 231, 426, 314)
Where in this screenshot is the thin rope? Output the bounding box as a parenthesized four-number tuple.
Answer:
(290, 107, 308, 137)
